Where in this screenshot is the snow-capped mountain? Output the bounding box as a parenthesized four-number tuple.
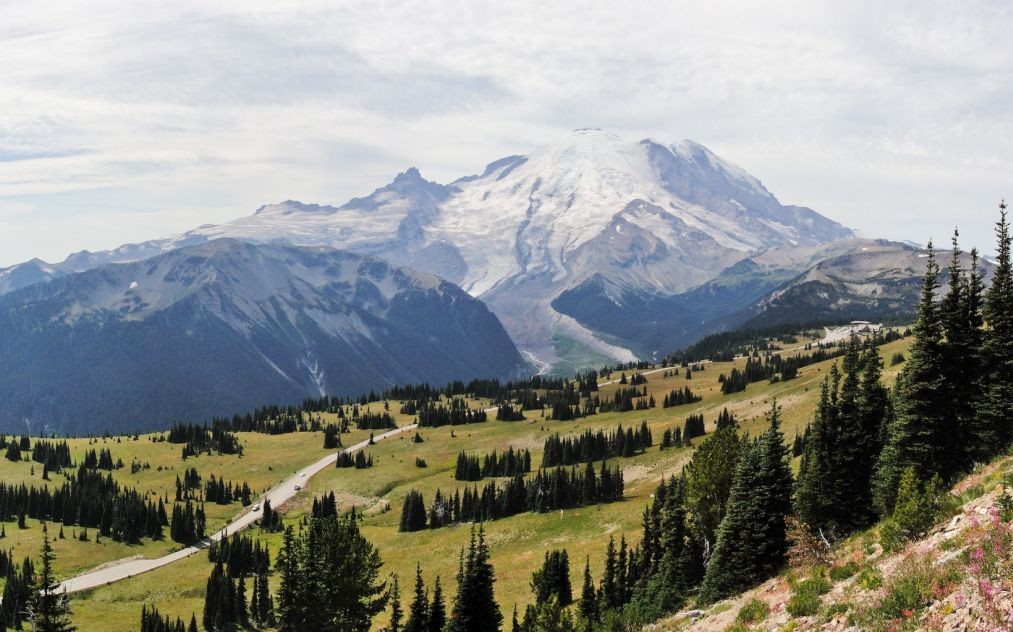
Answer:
(0, 130, 856, 370)
(0, 240, 527, 433)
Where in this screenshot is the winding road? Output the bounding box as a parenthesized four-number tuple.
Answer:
(58, 424, 416, 594)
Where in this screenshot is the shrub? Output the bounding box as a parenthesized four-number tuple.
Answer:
(890, 352, 905, 366)
(881, 467, 948, 552)
(856, 566, 883, 591)
(829, 560, 860, 582)
(735, 599, 769, 624)
(786, 592, 821, 617)
(825, 602, 850, 616)
(786, 574, 831, 618)
(878, 557, 937, 619)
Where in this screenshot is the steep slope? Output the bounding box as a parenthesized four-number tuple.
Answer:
(0, 240, 527, 434)
(0, 130, 854, 370)
(662, 457, 1013, 632)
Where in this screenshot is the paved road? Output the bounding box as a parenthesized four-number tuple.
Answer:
(58, 424, 416, 594)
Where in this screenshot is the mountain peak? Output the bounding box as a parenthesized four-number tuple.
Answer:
(254, 200, 337, 216)
(393, 166, 424, 183)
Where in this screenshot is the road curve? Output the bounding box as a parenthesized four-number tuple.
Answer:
(58, 424, 416, 594)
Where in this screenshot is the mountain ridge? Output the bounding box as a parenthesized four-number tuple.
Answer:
(0, 130, 858, 370)
(0, 239, 528, 433)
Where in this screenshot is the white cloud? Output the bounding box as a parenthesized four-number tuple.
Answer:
(0, 0, 1011, 266)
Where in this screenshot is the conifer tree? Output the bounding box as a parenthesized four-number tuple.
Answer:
(405, 565, 429, 632)
(255, 571, 273, 625)
(276, 526, 302, 630)
(698, 399, 793, 603)
(683, 422, 743, 548)
(975, 201, 1013, 461)
(447, 527, 502, 632)
(577, 557, 598, 630)
(531, 550, 572, 607)
(26, 523, 76, 632)
(388, 574, 403, 632)
(428, 576, 446, 632)
(274, 513, 387, 631)
(874, 242, 949, 513)
(939, 230, 981, 472)
(795, 356, 876, 536)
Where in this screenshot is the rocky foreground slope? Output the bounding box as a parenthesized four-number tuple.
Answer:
(649, 458, 1013, 632)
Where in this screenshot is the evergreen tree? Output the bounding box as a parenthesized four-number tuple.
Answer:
(274, 513, 388, 631)
(447, 527, 502, 632)
(276, 526, 303, 630)
(577, 557, 597, 630)
(874, 242, 949, 513)
(428, 576, 446, 632)
(683, 423, 744, 548)
(388, 574, 403, 632)
(530, 550, 572, 607)
(699, 399, 793, 603)
(795, 359, 876, 537)
(975, 201, 1013, 461)
(935, 229, 988, 473)
(405, 565, 429, 632)
(26, 523, 76, 632)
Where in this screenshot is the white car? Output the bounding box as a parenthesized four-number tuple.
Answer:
(251, 504, 260, 512)
(300, 472, 306, 477)
(294, 484, 302, 491)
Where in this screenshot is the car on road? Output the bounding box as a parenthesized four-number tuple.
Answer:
(251, 504, 260, 512)
(294, 484, 302, 490)
(300, 472, 306, 477)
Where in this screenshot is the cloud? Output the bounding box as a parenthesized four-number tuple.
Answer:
(0, 0, 1011, 265)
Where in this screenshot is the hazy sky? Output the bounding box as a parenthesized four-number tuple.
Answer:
(2, 1, 1012, 266)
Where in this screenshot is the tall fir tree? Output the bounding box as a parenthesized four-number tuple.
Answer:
(577, 557, 598, 631)
(388, 574, 403, 632)
(939, 230, 979, 473)
(447, 527, 502, 632)
(682, 423, 744, 551)
(794, 338, 881, 537)
(404, 565, 430, 632)
(276, 526, 302, 630)
(873, 242, 949, 514)
(975, 201, 1013, 461)
(428, 576, 446, 632)
(794, 365, 841, 534)
(698, 399, 793, 603)
(26, 523, 76, 632)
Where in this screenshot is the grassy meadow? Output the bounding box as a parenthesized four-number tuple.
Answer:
(1, 331, 912, 630)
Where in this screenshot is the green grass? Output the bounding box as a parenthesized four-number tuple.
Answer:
(0, 333, 914, 631)
(735, 598, 770, 624)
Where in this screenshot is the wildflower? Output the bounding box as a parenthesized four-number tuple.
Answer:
(980, 578, 998, 602)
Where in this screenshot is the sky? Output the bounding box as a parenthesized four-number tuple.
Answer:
(1, 0, 1012, 266)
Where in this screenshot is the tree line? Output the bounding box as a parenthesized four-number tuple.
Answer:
(541, 422, 652, 467)
(400, 461, 624, 532)
(454, 447, 532, 481)
(661, 386, 702, 408)
(0, 466, 167, 543)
